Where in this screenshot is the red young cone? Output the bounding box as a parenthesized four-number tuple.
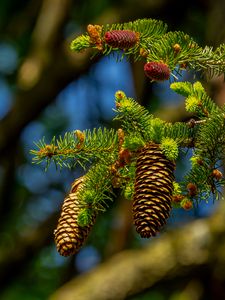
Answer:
(104, 30, 139, 49)
(144, 62, 171, 81)
(212, 169, 223, 180)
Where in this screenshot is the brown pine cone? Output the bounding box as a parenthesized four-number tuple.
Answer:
(54, 177, 96, 256)
(132, 143, 175, 238)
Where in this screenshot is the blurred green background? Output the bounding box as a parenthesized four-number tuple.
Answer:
(0, 0, 225, 299)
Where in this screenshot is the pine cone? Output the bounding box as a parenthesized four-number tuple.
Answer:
(54, 177, 96, 256)
(132, 143, 175, 238)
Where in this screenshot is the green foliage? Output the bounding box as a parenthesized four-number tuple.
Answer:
(77, 208, 95, 227)
(145, 31, 200, 71)
(114, 90, 154, 139)
(123, 135, 145, 151)
(163, 122, 192, 146)
(170, 81, 193, 97)
(185, 110, 225, 201)
(173, 182, 182, 195)
(70, 34, 91, 52)
(77, 157, 117, 213)
(160, 138, 179, 160)
(171, 81, 225, 201)
(171, 80, 221, 117)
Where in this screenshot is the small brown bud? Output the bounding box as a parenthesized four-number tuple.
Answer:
(39, 144, 58, 158)
(180, 62, 187, 69)
(115, 102, 121, 108)
(118, 148, 131, 166)
(187, 182, 198, 197)
(196, 158, 204, 165)
(110, 164, 119, 175)
(212, 169, 223, 180)
(74, 130, 85, 143)
(173, 43, 181, 54)
(115, 91, 125, 100)
(187, 118, 196, 128)
(172, 194, 185, 203)
(139, 48, 148, 58)
(112, 177, 121, 188)
(74, 130, 85, 149)
(182, 199, 193, 210)
(189, 42, 195, 49)
(118, 128, 125, 147)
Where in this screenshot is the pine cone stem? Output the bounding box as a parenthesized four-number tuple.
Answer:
(54, 177, 96, 256)
(132, 143, 175, 238)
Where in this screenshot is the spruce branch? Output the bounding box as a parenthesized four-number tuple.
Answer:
(171, 81, 225, 201)
(70, 18, 168, 61)
(71, 18, 225, 78)
(30, 128, 118, 170)
(114, 90, 192, 148)
(31, 18, 225, 255)
(163, 122, 193, 146)
(77, 157, 118, 213)
(145, 31, 201, 70)
(114, 90, 154, 140)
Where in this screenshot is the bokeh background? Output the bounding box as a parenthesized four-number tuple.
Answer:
(0, 0, 225, 299)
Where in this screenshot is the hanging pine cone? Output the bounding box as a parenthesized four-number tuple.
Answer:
(54, 177, 96, 256)
(132, 143, 175, 238)
(144, 61, 171, 81)
(104, 30, 139, 49)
